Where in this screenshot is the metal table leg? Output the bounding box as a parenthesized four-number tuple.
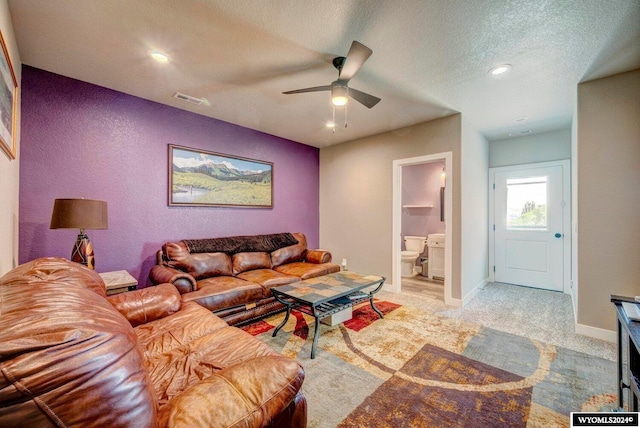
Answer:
(311, 308, 321, 359)
(368, 277, 386, 319)
(272, 292, 292, 337)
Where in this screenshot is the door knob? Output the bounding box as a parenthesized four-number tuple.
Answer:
(554, 233, 562, 238)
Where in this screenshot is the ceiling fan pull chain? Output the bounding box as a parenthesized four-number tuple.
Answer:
(344, 104, 348, 128)
(332, 106, 336, 133)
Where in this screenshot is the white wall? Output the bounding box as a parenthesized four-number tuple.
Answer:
(489, 128, 571, 168)
(577, 69, 640, 332)
(461, 118, 489, 299)
(0, 0, 20, 275)
(320, 114, 463, 298)
(319, 113, 492, 303)
(571, 111, 578, 310)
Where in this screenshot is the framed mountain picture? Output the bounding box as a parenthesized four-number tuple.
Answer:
(169, 145, 273, 208)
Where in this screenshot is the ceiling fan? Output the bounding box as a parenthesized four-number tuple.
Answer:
(282, 41, 381, 109)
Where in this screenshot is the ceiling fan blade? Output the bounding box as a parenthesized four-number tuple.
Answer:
(349, 87, 381, 109)
(282, 85, 331, 94)
(338, 41, 372, 82)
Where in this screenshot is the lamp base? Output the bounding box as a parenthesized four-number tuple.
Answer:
(71, 231, 95, 270)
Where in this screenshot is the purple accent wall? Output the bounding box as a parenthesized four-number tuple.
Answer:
(19, 66, 320, 286)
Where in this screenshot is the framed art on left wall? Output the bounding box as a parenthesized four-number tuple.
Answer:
(0, 30, 18, 160)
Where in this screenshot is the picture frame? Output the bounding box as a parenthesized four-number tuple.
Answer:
(169, 144, 273, 208)
(0, 30, 18, 160)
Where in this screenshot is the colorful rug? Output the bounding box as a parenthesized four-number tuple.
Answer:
(242, 300, 616, 427)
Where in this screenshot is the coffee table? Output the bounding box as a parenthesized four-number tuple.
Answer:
(271, 271, 386, 359)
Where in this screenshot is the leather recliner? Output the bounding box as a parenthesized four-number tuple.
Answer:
(0, 258, 307, 427)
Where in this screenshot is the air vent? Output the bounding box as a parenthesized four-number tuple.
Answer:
(173, 92, 205, 105)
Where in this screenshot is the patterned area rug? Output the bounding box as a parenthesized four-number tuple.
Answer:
(242, 300, 616, 427)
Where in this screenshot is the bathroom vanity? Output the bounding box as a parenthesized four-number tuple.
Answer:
(427, 233, 445, 280)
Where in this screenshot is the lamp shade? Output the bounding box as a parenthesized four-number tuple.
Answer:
(50, 199, 108, 230)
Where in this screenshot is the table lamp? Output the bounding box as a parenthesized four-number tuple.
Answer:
(50, 198, 108, 270)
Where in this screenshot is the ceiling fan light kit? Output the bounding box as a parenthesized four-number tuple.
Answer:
(283, 40, 381, 130)
(331, 82, 349, 106)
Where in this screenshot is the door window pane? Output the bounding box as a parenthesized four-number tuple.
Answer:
(506, 176, 547, 230)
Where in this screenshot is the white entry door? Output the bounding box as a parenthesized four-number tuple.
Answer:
(492, 162, 568, 292)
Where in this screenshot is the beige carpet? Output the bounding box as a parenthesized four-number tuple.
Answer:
(243, 285, 617, 427)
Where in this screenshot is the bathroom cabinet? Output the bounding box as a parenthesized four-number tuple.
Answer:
(427, 234, 445, 280)
(428, 246, 445, 279)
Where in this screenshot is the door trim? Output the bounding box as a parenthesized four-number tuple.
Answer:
(489, 160, 571, 293)
(392, 152, 453, 305)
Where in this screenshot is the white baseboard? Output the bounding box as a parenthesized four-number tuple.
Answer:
(575, 322, 616, 343)
(388, 277, 490, 309)
(445, 296, 462, 307)
(382, 282, 397, 293)
(444, 277, 489, 308)
(461, 277, 489, 306)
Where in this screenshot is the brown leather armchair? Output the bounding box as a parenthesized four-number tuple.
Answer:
(0, 258, 307, 427)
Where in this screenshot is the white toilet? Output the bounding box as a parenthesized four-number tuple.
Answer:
(401, 236, 427, 277)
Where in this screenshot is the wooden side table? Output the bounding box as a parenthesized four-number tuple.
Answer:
(99, 270, 138, 295)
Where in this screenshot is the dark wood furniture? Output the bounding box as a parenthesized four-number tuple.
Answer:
(611, 295, 640, 411)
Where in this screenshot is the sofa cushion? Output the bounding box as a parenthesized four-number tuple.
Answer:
(182, 276, 264, 312)
(232, 251, 272, 275)
(270, 232, 307, 268)
(157, 356, 305, 428)
(274, 261, 341, 280)
(136, 302, 279, 406)
(164, 242, 232, 279)
(135, 301, 229, 358)
(236, 269, 299, 297)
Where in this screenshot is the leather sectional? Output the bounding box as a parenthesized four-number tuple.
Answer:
(0, 257, 307, 427)
(149, 232, 341, 325)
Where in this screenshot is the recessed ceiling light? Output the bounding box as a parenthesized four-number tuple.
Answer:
(150, 51, 169, 63)
(488, 64, 512, 75)
(513, 116, 528, 122)
(325, 122, 336, 128)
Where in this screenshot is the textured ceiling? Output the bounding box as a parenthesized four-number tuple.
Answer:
(8, 0, 640, 147)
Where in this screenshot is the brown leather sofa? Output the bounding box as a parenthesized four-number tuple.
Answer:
(0, 258, 307, 427)
(150, 232, 340, 325)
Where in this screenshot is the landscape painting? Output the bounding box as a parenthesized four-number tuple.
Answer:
(169, 145, 273, 208)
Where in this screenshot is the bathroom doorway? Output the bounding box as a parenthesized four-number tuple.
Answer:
(392, 152, 453, 304)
